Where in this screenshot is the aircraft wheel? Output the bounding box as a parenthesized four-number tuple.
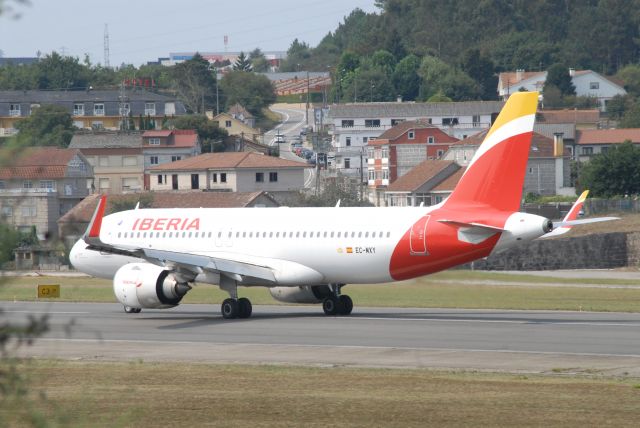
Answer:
(133, 307, 142, 313)
(238, 297, 252, 319)
(124, 305, 140, 314)
(221, 298, 239, 319)
(322, 297, 339, 316)
(338, 295, 353, 315)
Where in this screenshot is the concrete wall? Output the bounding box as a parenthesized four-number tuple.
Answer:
(468, 232, 640, 270)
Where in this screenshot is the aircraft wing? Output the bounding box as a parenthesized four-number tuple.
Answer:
(82, 195, 277, 283)
(541, 190, 619, 238)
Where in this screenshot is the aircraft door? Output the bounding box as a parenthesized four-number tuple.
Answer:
(409, 215, 430, 255)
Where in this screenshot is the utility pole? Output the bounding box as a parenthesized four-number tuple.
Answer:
(215, 69, 220, 115)
(103, 24, 110, 68)
(305, 70, 310, 125)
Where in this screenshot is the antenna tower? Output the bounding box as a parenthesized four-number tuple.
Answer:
(104, 24, 110, 68)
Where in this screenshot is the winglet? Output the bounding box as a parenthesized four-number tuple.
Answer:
(84, 195, 107, 243)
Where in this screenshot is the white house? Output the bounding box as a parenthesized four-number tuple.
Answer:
(326, 100, 504, 180)
(498, 69, 626, 112)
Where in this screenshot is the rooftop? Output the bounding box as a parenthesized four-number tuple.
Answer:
(387, 160, 458, 192)
(58, 191, 278, 224)
(328, 101, 505, 119)
(148, 152, 310, 171)
(576, 129, 640, 145)
(0, 147, 84, 179)
(69, 132, 142, 149)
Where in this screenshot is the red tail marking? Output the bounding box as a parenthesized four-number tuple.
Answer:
(88, 195, 107, 238)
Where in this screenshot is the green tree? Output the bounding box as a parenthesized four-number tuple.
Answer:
(619, 102, 640, 128)
(460, 48, 497, 100)
(418, 55, 479, 101)
(579, 141, 640, 196)
(392, 54, 421, 101)
(616, 64, 640, 96)
(219, 71, 276, 117)
(171, 53, 217, 114)
(233, 51, 253, 72)
(607, 94, 634, 120)
(249, 48, 269, 72)
(168, 115, 228, 153)
(36, 51, 90, 90)
(545, 63, 576, 96)
(13, 105, 74, 147)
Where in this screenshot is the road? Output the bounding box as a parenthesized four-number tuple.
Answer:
(6, 302, 640, 375)
(267, 104, 316, 189)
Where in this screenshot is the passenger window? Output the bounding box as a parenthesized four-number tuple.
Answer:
(371, 232, 376, 238)
(276, 232, 280, 238)
(330, 232, 334, 238)
(358, 232, 362, 238)
(218, 231, 222, 238)
(387, 231, 391, 238)
(183, 232, 187, 238)
(228, 231, 232, 238)
(188, 232, 192, 238)
(194, 232, 198, 238)
(163, 232, 167, 238)
(351, 232, 355, 238)
(308, 232, 312, 238)
(365, 232, 369, 238)
(269, 232, 273, 238)
(118, 232, 121, 238)
(208, 232, 212, 238)
(324, 231, 328, 238)
(243, 232, 246, 238)
(289, 232, 293, 238)
(337, 232, 341, 238)
(296, 232, 300, 238)
(168, 232, 172, 238)
(249, 232, 253, 238)
(137, 232, 141, 238)
(263, 232, 267, 238)
(235, 232, 239, 238)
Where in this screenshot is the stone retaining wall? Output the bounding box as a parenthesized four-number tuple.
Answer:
(467, 232, 640, 271)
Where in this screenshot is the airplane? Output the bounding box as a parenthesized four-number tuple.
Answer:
(70, 91, 616, 319)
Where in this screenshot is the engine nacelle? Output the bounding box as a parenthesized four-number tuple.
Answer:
(113, 263, 191, 309)
(269, 285, 333, 304)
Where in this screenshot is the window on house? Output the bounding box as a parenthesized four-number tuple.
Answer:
(73, 103, 85, 116)
(472, 115, 480, 126)
(21, 205, 36, 217)
(367, 147, 375, 158)
(91, 121, 104, 130)
(437, 150, 444, 158)
(427, 136, 435, 144)
(9, 104, 21, 117)
(99, 178, 110, 190)
(381, 147, 389, 158)
(408, 131, 415, 139)
(346, 137, 351, 146)
(94, 103, 105, 116)
(368, 170, 375, 181)
(158, 175, 163, 184)
(391, 119, 404, 126)
(582, 147, 593, 155)
(365, 119, 381, 127)
(341, 120, 354, 128)
(171, 155, 182, 162)
(145, 102, 156, 115)
(212, 173, 218, 183)
(1, 206, 13, 217)
(442, 117, 458, 126)
(344, 158, 351, 169)
(23, 180, 32, 189)
(269, 172, 278, 182)
(256, 172, 264, 182)
(0, 181, 4, 189)
(221, 173, 227, 183)
(123, 156, 137, 166)
(600, 146, 609, 154)
(149, 138, 161, 145)
(590, 82, 599, 90)
(383, 169, 389, 180)
(225, 120, 232, 127)
(363, 137, 368, 144)
(190, 174, 199, 189)
(150, 156, 159, 165)
(119, 103, 130, 115)
(39, 180, 55, 190)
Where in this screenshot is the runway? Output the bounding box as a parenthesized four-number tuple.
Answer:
(5, 302, 640, 375)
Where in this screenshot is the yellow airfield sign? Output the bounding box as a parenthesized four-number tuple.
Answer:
(37, 284, 60, 298)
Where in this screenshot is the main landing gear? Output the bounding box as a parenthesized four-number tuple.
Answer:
(219, 275, 253, 319)
(123, 305, 142, 313)
(322, 284, 353, 316)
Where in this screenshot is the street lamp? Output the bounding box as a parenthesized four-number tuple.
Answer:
(370, 81, 375, 102)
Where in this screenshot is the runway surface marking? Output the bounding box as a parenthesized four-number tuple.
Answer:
(36, 338, 640, 358)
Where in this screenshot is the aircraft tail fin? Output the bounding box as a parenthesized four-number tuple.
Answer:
(542, 190, 619, 238)
(443, 91, 539, 212)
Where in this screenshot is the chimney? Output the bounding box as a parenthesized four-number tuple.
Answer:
(516, 69, 524, 81)
(553, 132, 564, 157)
(396, 95, 402, 103)
(569, 68, 575, 77)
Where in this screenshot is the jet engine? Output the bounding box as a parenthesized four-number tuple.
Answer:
(269, 285, 333, 304)
(113, 263, 191, 309)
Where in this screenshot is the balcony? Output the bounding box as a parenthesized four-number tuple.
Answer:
(9, 109, 21, 117)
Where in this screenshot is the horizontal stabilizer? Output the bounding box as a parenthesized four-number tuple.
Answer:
(438, 219, 505, 232)
(552, 217, 619, 228)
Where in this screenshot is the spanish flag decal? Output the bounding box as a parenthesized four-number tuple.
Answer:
(346, 247, 353, 254)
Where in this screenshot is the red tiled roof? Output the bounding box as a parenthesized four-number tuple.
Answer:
(450, 129, 488, 146)
(148, 152, 310, 171)
(499, 71, 545, 86)
(172, 133, 199, 148)
(576, 129, 640, 145)
(0, 147, 81, 179)
(431, 167, 465, 192)
(537, 109, 599, 124)
(375, 120, 437, 140)
(143, 130, 172, 138)
(58, 191, 277, 223)
(387, 160, 458, 192)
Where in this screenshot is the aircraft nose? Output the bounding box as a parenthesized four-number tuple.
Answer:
(69, 239, 87, 271)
